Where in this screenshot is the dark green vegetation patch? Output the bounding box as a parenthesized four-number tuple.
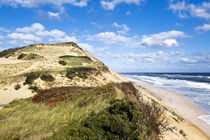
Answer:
(32, 83, 117, 106)
(58, 55, 92, 66)
(18, 53, 42, 60)
(17, 54, 27, 59)
(66, 67, 96, 79)
(24, 72, 55, 85)
(0, 48, 22, 58)
(50, 99, 162, 140)
(40, 74, 55, 82)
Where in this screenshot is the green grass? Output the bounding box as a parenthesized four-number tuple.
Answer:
(0, 62, 33, 79)
(65, 67, 97, 80)
(0, 83, 123, 139)
(0, 82, 169, 139)
(59, 55, 93, 66)
(50, 99, 150, 140)
(0, 98, 109, 140)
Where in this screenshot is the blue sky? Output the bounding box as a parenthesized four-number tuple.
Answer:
(0, 0, 210, 72)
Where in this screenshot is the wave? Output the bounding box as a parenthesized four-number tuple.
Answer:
(198, 115, 210, 125)
(131, 75, 210, 91)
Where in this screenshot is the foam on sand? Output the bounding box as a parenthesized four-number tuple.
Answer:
(198, 115, 210, 125)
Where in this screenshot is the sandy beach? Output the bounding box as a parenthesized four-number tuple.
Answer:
(130, 78, 210, 139)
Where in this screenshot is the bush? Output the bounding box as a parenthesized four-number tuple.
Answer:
(14, 84, 21, 90)
(66, 67, 96, 80)
(17, 54, 27, 59)
(24, 73, 40, 85)
(0, 48, 21, 58)
(28, 86, 39, 93)
(51, 99, 151, 139)
(24, 53, 41, 60)
(31, 83, 117, 105)
(40, 74, 55, 82)
(58, 60, 67, 66)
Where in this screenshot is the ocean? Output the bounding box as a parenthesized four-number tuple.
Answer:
(121, 72, 210, 124)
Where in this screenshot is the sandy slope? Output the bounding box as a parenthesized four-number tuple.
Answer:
(130, 79, 210, 140)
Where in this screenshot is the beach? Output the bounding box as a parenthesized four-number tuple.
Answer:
(130, 78, 210, 139)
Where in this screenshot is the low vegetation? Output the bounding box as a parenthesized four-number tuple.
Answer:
(40, 74, 55, 82)
(0, 47, 22, 58)
(66, 67, 97, 80)
(17, 53, 42, 60)
(14, 84, 21, 90)
(59, 55, 92, 66)
(0, 82, 169, 139)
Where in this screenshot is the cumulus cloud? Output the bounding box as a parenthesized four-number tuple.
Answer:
(87, 30, 187, 48)
(195, 23, 210, 32)
(112, 22, 130, 34)
(169, 1, 210, 19)
(101, 0, 142, 10)
(0, 27, 8, 32)
(3, 23, 77, 45)
(0, 0, 89, 8)
(139, 30, 187, 48)
(125, 51, 165, 63)
(87, 32, 132, 44)
(16, 23, 45, 33)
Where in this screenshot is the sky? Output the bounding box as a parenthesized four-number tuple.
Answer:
(0, 0, 210, 72)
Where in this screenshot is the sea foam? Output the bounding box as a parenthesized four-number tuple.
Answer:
(198, 115, 210, 125)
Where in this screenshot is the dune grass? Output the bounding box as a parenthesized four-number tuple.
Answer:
(0, 62, 32, 79)
(0, 83, 123, 139)
(0, 97, 110, 140)
(59, 55, 93, 66)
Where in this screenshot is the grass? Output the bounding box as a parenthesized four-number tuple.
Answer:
(0, 47, 22, 58)
(66, 67, 97, 80)
(0, 83, 122, 139)
(0, 82, 169, 139)
(0, 98, 109, 140)
(59, 55, 93, 66)
(50, 99, 151, 140)
(0, 62, 32, 79)
(17, 53, 42, 60)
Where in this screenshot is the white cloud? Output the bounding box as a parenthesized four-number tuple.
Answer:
(87, 32, 132, 44)
(195, 23, 210, 32)
(0, 27, 8, 32)
(16, 23, 45, 33)
(169, 1, 210, 19)
(125, 51, 165, 63)
(140, 30, 187, 48)
(0, 0, 89, 8)
(36, 29, 66, 38)
(49, 36, 77, 43)
(7, 33, 41, 42)
(112, 22, 130, 34)
(101, 0, 141, 10)
(77, 43, 94, 52)
(181, 58, 198, 64)
(47, 12, 60, 19)
(4, 23, 77, 45)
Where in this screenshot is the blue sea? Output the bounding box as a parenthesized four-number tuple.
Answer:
(121, 73, 210, 124)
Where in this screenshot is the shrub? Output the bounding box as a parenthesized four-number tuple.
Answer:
(17, 54, 27, 59)
(31, 83, 117, 105)
(28, 86, 39, 93)
(51, 99, 151, 139)
(66, 67, 96, 80)
(24, 53, 41, 60)
(0, 48, 21, 58)
(40, 74, 55, 82)
(58, 60, 67, 66)
(14, 84, 21, 90)
(24, 73, 40, 85)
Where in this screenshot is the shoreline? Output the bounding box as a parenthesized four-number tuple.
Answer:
(129, 78, 210, 139)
